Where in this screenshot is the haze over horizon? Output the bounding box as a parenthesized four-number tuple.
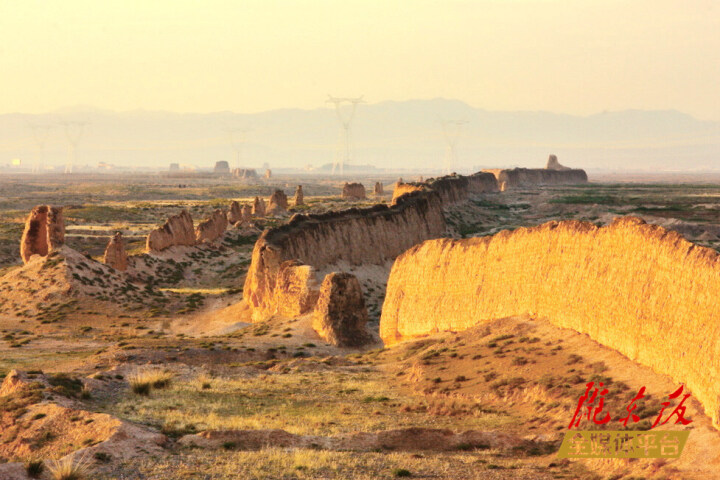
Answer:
(2, 98, 719, 172)
(1, 1, 719, 172)
(1, 0, 719, 120)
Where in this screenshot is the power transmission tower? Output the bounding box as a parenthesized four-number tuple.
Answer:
(327, 95, 364, 176)
(61, 121, 88, 174)
(227, 127, 249, 170)
(29, 124, 52, 173)
(440, 119, 468, 175)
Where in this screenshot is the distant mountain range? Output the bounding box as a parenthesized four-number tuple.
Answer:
(1, 98, 718, 172)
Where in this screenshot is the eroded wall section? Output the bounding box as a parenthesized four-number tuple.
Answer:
(483, 168, 587, 189)
(243, 191, 446, 321)
(380, 216, 720, 427)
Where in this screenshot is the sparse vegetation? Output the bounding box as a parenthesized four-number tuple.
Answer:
(47, 455, 91, 480)
(128, 369, 174, 395)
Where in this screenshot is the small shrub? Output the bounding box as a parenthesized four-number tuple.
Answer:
(25, 461, 44, 478)
(128, 368, 173, 396)
(93, 452, 111, 463)
(512, 356, 528, 366)
(393, 469, 412, 477)
(567, 354, 583, 364)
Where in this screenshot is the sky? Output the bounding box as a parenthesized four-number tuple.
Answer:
(1, 0, 719, 120)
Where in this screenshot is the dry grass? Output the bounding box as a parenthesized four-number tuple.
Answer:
(127, 368, 174, 395)
(113, 447, 597, 480)
(47, 454, 91, 480)
(105, 368, 513, 437)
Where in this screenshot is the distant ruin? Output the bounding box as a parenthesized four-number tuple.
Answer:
(252, 197, 266, 217)
(241, 204, 252, 223)
(545, 154, 570, 171)
(267, 190, 289, 215)
(374, 182, 384, 195)
(214, 161, 230, 175)
(379, 216, 720, 428)
(294, 185, 304, 206)
(342, 182, 366, 200)
(483, 157, 587, 189)
(232, 168, 257, 179)
(20, 206, 65, 264)
(146, 210, 196, 252)
(227, 201, 242, 224)
(103, 232, 128, 271)
(391, 172, 499, 205)
(196, 209, 228, 244)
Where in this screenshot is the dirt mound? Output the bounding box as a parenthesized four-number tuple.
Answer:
(0, 246, 157, 317)
(0, 370, 166, 466)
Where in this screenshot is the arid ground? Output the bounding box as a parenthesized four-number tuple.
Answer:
(0, 173, 717, 479)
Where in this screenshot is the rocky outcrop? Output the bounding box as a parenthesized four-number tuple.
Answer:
(380, 216, 720, 428)
(103, 232, 128, 271)
(227, 201, 242, 224)
(312, 272, 370, 347)
(267, 190, 289, 215)
(546, 154, 571, 171)
(146, 210, 196, 252)
(20, 205, 65, 264)
(391, 172, 499, 205)
(342, 182, 366, 200)
(195, 209, 228, 244)
(244, 191, 445, 321)
(294, 185, 304, 206)
(483, 167, 587, 189)
(373, 182, 384, 195)
(252, 197, 266, 217)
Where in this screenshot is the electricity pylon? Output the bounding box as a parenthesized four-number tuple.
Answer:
(227, 127, 249, 170)
(29, 124, 52, 173)
(327, 95, 364, 176)
(440, 119, 468, 175)
(61, 121, 88, 174)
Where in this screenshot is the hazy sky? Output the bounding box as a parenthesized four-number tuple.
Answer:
(1, 0, 719, 120)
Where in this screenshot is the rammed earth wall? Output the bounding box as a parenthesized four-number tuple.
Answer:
(380, 217, 720, 427)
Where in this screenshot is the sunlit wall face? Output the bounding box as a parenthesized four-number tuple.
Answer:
(0, 0, 718, 120)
